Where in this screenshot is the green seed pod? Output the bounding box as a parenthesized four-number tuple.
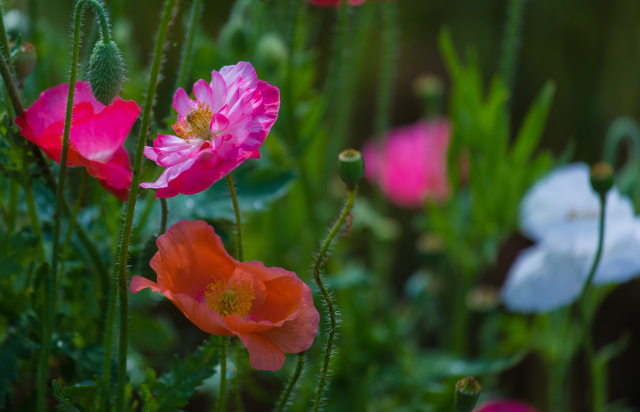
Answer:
(338, 148, 364, 190)
(455, 377, 481, 412)
(590, 162, 614, 199)
(87, 39, 124, 106)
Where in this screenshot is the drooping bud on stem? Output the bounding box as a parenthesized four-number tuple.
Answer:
(590, 162, 614, 199)
(338, 148, 364, 190)
(455, 376, 481, 412)
(413, 74, 444, 118)
(87, 39, 124, 105)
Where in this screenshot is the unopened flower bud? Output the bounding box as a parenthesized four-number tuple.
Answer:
(413, 74, 445, 118)
(13, 41, 36, 83)
(338, 148, 364, 190)
(590, 162, 614, 199)
(255, 33, 288, 73)
(455, 377, 481, 412)
(88, 39, 125, 106)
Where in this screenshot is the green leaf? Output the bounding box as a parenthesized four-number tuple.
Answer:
(140, 336, 220, 411)
(511, 81, 556, 166)
(417, 351, 527, 381)
(52, 380, 82, 412)
(165, 166, 297, 222)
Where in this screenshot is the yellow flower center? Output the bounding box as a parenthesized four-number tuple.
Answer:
(205, 279, 255, 317)
(174, 102, 213, 141)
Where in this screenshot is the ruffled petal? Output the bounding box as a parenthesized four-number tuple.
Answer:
(219, 61, 258, 93)
(236, 333, 286, 371)
(173, 87, 196, 118)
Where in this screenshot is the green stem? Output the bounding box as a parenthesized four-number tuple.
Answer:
(174, 0, 202, 91)
(312, 187, 357, 412)
(0, 42, 24, 115)
(234, 339, 244, 412)
(499, 0, 528, 95)
(160, 198, 168, 235)
(59, 170, 88, 285)
(23, 158, 45, 261)
(578, 193, 606, 412)
(114, 1, 177, 409)
(0, 0, 15, 77)
(226, 174, 243, 262)
(38, 2, 111, 409)
(283, 0, 302, 147)
(275, 352, 305, 412)
(217, 337, 228, 412)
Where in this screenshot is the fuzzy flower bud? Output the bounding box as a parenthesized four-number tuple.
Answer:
(338, 148, 364, 190)
(12, 41, 36, 83)
(455, 377, 481, 412)
(590, 162, 614, 199)
(87, 39, 124, 106)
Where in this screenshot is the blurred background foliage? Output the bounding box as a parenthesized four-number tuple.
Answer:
(2, 0, 640, 411)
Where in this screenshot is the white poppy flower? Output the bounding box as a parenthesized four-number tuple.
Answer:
(501, 163, 640, 313)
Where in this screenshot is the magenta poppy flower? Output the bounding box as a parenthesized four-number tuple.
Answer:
(474, 399, 539, 412)
(141, 62, 280, 198)
(15, 82, 141, 201)
(362, 118, 450, 208)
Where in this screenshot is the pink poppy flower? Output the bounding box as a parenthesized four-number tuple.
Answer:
(474, 399, 539, 412)
(130, 220, 320, 371)
(15, 82, 140, 201)
(362, 118, 450, 208)
(141, 62, 280, 198)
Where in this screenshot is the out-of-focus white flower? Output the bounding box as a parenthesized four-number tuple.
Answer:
(501, 163, 640, 313)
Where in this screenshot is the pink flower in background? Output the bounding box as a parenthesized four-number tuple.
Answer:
(362, 118, 450, 208)
(141, 62, 280, 198)
(474, 399, 539, 412)
(15, 82, 140, 202)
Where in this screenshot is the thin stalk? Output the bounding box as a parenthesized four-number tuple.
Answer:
(226, 174, 243, 262)
(160, 198, 168, 235)
(0, 0, 15, 77)
(312, 187, 357, 412)
(113, 1, 177, 409)
(217, 337, 228, 412)
(275, 352, 305, 412)
(577, 193, 607, 412)
(7, 178, 18, 233)
(499, 0, 528, 96)
(59, 170, 88, 283)
(23, 165, 45, 261)
(282, 0, 302, 147)
(174, 0, 202, 91)
(38, 2, 111, 409)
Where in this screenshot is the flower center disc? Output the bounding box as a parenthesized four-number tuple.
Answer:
(205, 279, 255, 317)
(175, 102, 213, 141)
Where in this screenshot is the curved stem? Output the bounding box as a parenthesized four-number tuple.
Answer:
(226, 174, 243, 262)
(174, 0, 202, 91)
(275, 352, 305, 412)
(312, 187, 357, 412)
(578, 193, 606, 412)
(113, 0, 177, 409)
(603, 116, 640, 167)
(0, 0, 15, 78)
(217, 337, 228, 412)
(38, 2, 112, 409)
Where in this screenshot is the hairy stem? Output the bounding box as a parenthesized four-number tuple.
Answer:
(217, 337, 228, 412)
(312, 187, 357, 412)
(113, 0, 177, 410)
(226, 174, 243, 262)
(38, 1, 112, 409)
(578, 193, 607, 412)
(276, 352, 306, 412)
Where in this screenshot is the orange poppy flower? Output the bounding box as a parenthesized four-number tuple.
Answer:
(130, 219, 320, 371)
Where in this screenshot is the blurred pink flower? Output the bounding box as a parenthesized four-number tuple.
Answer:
(474, 399, 539, 412)
(362, 118, 450, 208)
(141, 61, 280, 198)
(15, 81, 140, 202)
